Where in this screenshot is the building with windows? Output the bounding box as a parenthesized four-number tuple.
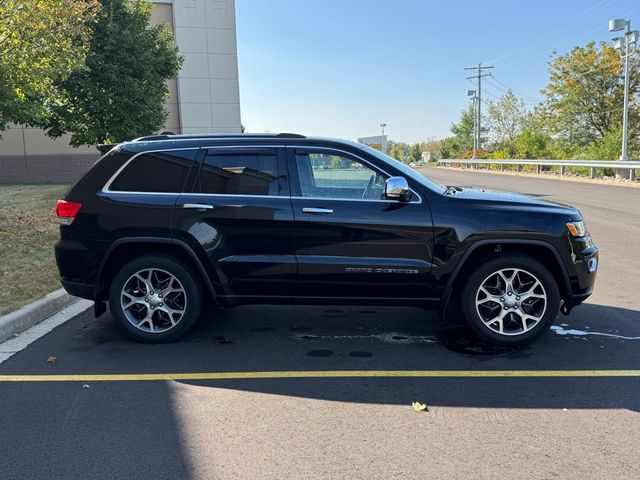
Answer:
(0, 0, 241, 183)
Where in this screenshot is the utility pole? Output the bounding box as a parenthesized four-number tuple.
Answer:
(465, 63, 493, 156)
(380, 123, 387, 153)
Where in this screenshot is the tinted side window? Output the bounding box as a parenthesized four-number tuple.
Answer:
(201, 151, 279, 196)
(109, 150, 197, 192)
(295, 152, 386, 199)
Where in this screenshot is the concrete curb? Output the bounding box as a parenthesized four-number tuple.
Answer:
(0, 289, 80, 343)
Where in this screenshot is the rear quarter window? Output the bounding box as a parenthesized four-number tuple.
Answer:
(108, 149, 197, 193)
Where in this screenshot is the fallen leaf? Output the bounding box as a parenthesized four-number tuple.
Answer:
(47, 355, 57, 363)
(412, 401, 429, 412)
(215, 336, 235, 344)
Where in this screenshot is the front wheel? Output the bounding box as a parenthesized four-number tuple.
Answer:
(461, 254, 560, 346)
(109, 255, 203, 343)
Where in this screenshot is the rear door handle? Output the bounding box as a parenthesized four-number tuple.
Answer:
(182, 203, 214, 210)
(302, 207, 334, 214)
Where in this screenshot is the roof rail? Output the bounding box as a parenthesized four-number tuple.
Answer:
(275, 133, 306, 138)
(132, 132, 307, 142)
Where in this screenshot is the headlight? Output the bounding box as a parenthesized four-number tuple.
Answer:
(566, 221, 587, 237)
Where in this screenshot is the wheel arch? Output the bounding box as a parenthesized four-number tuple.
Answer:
(441, 239, 572, 324)
(95, 237, 216, 303)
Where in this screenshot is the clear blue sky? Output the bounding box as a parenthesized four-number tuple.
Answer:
(236, 0, 640, 143)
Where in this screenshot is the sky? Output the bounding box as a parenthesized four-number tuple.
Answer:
(236, 0, 640, 143)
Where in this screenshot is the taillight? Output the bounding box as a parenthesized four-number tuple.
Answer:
(56, 200, 82, 225)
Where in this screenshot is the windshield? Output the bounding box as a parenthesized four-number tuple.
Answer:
(358, 144, 445, 193)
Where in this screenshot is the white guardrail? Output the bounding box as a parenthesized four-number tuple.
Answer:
(438, 159, 640, 181)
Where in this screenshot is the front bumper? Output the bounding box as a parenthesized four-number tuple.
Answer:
(564, 234, 598, 311)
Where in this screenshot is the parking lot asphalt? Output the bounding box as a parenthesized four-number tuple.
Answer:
(1, 168, 639, 480)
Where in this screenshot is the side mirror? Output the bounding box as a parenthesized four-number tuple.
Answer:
(385, 176, 411, 202)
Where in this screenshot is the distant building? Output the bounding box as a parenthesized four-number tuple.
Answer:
(0, 0, 241, 183)
(358, 135, 388, 154)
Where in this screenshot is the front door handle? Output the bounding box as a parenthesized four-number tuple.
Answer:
(302, 207, 334, 214)
(182, 203, 214, 210)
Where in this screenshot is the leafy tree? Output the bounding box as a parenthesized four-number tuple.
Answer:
(388, 142, 406, 162)
(43, 0, 183, 146)
(542, 41, 639, 148)
(420, 137, 442, 161)
(0, 0, 98, 130)
(487, 89, 528, 148)
(514, 129, 552, 159)
(409, 143, 422, 163)
(440, 105, 480, 158)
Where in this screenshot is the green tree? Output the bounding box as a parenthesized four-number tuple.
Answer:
(514, 129, 551, 159)
(387, 142, 405, 162)
(387, 141, 411, 162)
(487, 89, 528, 149)
(542, 41, 639, 148)
(420, 137, 442, 161)
(409, 143, 422, 163)
(0, 0, 98, 130)
(440, 105, 479, 158)
(43, 0, 183, 145)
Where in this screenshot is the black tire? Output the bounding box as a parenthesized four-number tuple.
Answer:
(461, 254, 560, 346)
(109, 254, 203, 343)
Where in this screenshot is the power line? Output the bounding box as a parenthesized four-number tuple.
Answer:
(472, 76, 540, 105)
(490, 3, 640, 69)
(485, 0, 619, 65)
(487, 75, 542, 102)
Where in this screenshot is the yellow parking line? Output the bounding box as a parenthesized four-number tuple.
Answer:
(0, 370, 639, 382)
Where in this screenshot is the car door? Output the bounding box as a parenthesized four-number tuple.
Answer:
(288, 146, 435, 300)
(172, 145, 297, 297)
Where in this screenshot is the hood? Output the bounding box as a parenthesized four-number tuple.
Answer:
(446, 186, 580, 218)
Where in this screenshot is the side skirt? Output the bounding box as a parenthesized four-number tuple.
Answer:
(215, 295, 440, 309)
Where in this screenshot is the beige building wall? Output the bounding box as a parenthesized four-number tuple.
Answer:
(171, 0, 241, 133)
(150, 2, 181, 133)
(0, 0, 241, 183)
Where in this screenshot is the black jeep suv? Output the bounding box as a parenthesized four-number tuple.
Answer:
(55, 133, 598, 345)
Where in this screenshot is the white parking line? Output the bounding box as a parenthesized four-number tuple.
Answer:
(0, 300, 92, 364)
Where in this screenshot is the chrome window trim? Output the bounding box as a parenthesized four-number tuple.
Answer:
(201, 144, 286, 149)
(102, 145, 285, 195)
(289, 195, 416, 204)
(180, 193, 289, 200)
(101, 143, 423, 204)
(288, 145, 422, 204)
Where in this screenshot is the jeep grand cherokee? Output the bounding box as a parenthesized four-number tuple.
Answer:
(55, 133, 598, 345)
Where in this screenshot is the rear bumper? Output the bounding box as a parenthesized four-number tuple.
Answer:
(60, 279, 94, 300)
(55, 238, 100, 300)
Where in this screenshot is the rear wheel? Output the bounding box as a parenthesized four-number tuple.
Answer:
(109, 255, 203, 343)
(461, 254, 560, 346)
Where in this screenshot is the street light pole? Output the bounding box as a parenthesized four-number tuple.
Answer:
(621, 24, 632, 161)
(609, 18, 638, 162)
(467, 89, 477, 158)
(380, 123, 387, 153)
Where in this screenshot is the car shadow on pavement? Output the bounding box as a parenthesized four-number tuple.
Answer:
(2, 301, 639, 412)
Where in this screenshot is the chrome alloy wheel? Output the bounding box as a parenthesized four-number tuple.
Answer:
(120, 268, 187, 333)
(475, 268, 547, 336)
